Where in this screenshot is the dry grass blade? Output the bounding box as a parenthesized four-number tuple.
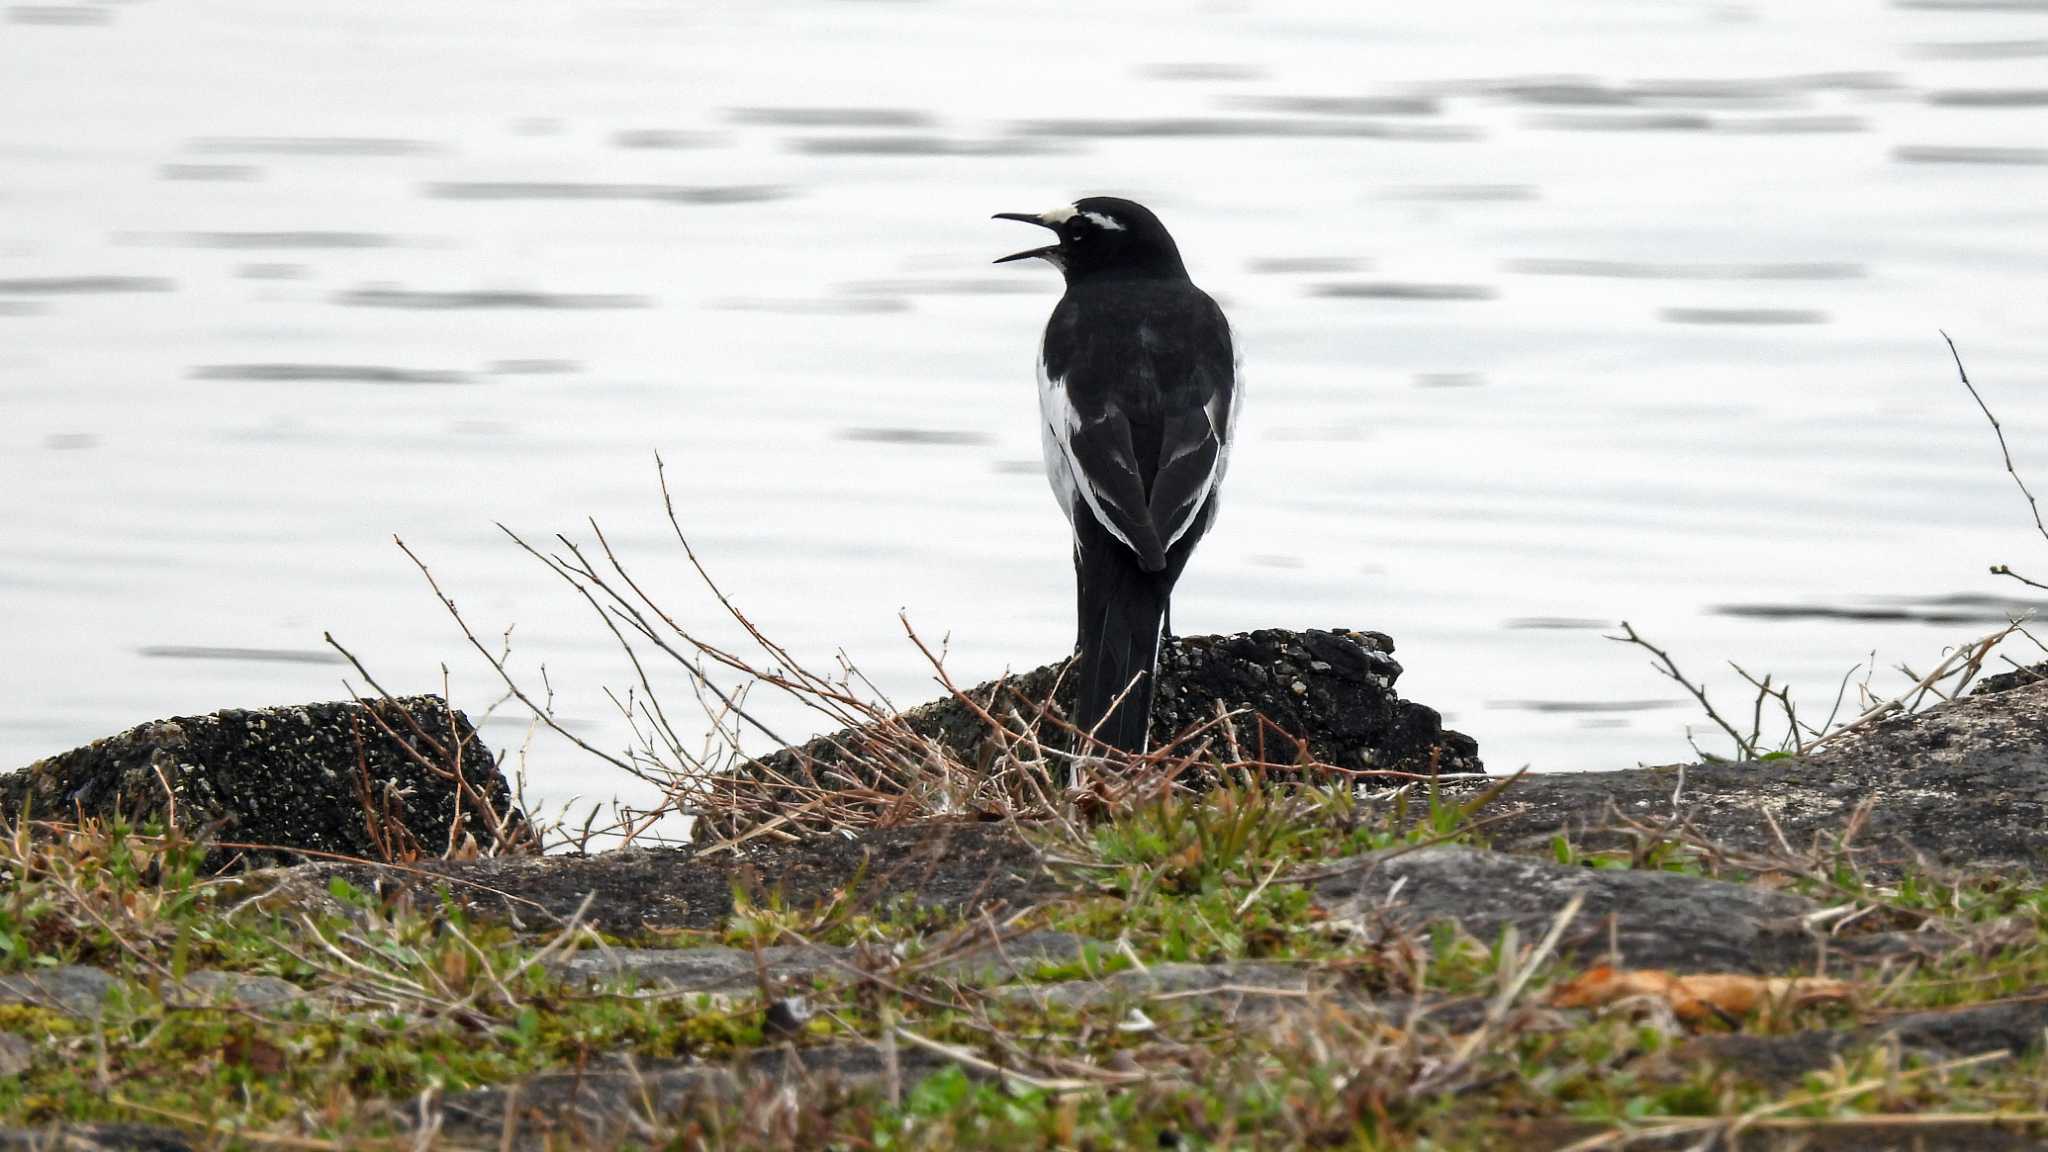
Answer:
(892, 1026, 1095, 1093)
(1558, 1049, 2013, 1151)
(1441, 891, 1583, 1076)
(1613, 612, 2024, 764)
(377, 454, 1481, 854)
(1811, 619, 2021, 749)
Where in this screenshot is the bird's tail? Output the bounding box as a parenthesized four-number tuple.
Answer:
(1074, 540, 1169, 755)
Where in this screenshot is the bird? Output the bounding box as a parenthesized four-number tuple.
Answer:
(993, 197, 1239, 756)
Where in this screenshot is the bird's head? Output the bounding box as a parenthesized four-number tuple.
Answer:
(992, 197, 1188, 282)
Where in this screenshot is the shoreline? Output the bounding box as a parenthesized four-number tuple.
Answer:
(2, 635, 2046, 1147)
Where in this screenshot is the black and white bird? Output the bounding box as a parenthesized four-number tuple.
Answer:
(994, 197, 1239, 755)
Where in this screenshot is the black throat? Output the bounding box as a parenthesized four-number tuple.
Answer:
(1065, 245, 1190, 286)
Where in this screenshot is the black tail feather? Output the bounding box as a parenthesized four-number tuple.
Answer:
(1073, 532, 1168, 756)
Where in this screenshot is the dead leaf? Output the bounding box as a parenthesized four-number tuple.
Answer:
(1549, 964, 1853, 1024)
(222, 1033, 289, 1076)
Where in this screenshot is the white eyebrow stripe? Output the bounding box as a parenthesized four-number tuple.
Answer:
(1080, 210, 1125, 231)
(1039, 204, 1078, 224)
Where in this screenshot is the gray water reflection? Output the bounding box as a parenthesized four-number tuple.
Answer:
(137, 646, 348, 666)
(1314, 282, 1497, 301)
(1660, 308, 1831, 325)
(423, 182, 788, 204)
(1894, 145, 2048, 164)
(1912, 39, 2048, 57)
(3, 0, 2048, 814)
(337, 288, 651, 310)
(187, 233, 396, 250)
(0, 277, 172, 294)
(190, 365, 474, 385)
(8, 6, 108, 26)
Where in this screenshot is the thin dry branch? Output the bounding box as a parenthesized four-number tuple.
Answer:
(1607, 622, 1757, 759)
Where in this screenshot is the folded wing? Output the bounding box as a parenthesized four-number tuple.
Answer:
(1039, 287, 1236, 574)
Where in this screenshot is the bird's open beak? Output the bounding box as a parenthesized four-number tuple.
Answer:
(992, 212, 1061, 264)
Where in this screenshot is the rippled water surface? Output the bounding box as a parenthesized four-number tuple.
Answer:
(5, 0, 2048, 811)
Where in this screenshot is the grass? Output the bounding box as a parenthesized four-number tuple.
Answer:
(6, 775, 2048, 1151)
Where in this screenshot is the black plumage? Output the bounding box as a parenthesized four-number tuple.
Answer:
(994, 197, 1239, 755)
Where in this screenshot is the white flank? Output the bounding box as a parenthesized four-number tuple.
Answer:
(1037, 357, 1080, 524)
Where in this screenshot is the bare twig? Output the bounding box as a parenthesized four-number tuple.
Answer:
(1608, 622, 1755, 759)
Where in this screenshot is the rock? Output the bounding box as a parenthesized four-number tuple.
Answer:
(168, 971, 303, 1011)
(1018, 961, 1310, 1011)
(428, 1045, 957, 1150)
(696, 628, 1480, 841)
(1477, 678, 2048, 876)
(1153, 630, 1477, 772)
(920, 929, 1090, 981)
(0, 966, 118, 1014)
(548, 930, 1090, 995)
(1317, 845, 1829, 973)
(0, 966, 305, 1016)
(1683, 999, 2048, 1087)
(292, 821, 1066, 934)
(1873, 997, 2048, 1058)
(551, 943, 846, 995)
(1528, 1117, 2047, 1152)
(0, 696, 531, 867)
(0, 1034, 29, 1078)
(1972, 659, 2048, 696)
(257, 681, 2048, 963)
(0, 1126, 193, 1151)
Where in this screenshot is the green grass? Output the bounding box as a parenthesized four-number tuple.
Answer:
(4, 788, 2048, 1149)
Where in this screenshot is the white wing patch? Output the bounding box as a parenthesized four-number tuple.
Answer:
(1216, 353, 1241, 484)
(1162, 406, 1221, 551)
(1162, 356, 1240, 549)
(1038, 359, 1142, 554)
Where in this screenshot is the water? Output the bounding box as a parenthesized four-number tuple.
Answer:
(4, 0, 2048, 817)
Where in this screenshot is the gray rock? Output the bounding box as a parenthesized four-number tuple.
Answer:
(918, 930, 1089, 981)
(1551, 1119, 2048, 1151)
(429, 1045, 956, 1150)
(1477, 679, 2048, 876)
(1969, 659, 2048, 696)
(696, 628, 1480, 842)
(0, 1033, 29, 1078)
(247, 677, 2048, 987)
(1683, 998, 2048, 1086)
(1317, 845, 1824, 973)
(290, 822, 1066, 934)
(550, 944, 844, 995)
(0, 695, 530, 867)
(0, 966, 118, 1014)
(0, 1126, 193, 1151)
(1019, 961, 1311, 1011)
(548, 931, 1090, 994)
(169, 971, 303, 1011)
(0, 966, 302, 1016)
